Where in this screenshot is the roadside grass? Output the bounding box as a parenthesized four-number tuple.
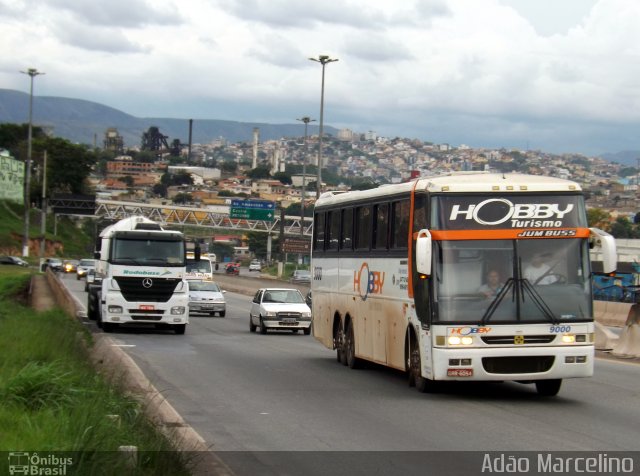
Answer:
(0, 270, 192, 475)
(0, 200, 93, 260)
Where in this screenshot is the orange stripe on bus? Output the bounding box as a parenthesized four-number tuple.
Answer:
(407, 180, 419, 299)
(429, 228, 591, 240)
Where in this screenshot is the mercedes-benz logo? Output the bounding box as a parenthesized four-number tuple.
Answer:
(142, 278, 153, 288)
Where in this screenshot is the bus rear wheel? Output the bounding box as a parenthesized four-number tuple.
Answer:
(535, 379, 562, 396)
(335, 324, 347, 365)
(345, 321, 361, 369)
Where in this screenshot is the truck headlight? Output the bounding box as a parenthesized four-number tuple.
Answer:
(171, 306, 186, 315)
(108, 306, 123, 314)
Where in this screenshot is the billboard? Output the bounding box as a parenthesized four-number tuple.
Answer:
(0, 153, 24, 204)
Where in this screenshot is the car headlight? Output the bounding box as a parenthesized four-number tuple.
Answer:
(264, 310, 277, 317)
(302, 311, 311, 318)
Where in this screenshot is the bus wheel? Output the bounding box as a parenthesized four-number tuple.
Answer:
(346, 321, 361, 369)
(335, 324, 347, 365)
(410, 343, 435, 393)
(535, 379, 562, 396)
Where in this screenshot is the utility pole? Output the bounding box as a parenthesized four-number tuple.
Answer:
(296, 116, 316, 237)
(39, 150, 47, 260)
(20, 67, 44, 257)
(309, 55, 338, 198)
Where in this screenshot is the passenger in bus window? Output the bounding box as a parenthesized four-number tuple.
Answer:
(478, 270, 503, 298)
(524, 253, 557, 285)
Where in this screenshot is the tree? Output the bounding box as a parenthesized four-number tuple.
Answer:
(610, 216, 636, 238)
(172, 193, 193, 204)
(285, 202, 312, 217)
(246, 231, 278, 259)
(210, 242, 235, 262)
(33, 136, 97, 195)
(246, 166, 271, 179)
(586, 208, 611, 230)
(152, 183, 168, 198)
(273, 172, 292, 185)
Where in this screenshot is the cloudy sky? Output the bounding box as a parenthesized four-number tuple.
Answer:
(1, 0, 639, 156)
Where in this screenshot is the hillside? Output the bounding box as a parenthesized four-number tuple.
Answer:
(0, 88, 332, 149)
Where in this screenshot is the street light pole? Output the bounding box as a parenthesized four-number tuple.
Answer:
(20, 68, 44, 258)
(308, 55, 338, 198)
(296, 116, 316, 237)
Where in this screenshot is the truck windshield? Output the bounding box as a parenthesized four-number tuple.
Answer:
(112, 238, 185, 266)
(432, 238, 592, 324)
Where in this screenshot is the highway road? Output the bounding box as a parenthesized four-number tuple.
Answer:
(60, 272, 640, 475)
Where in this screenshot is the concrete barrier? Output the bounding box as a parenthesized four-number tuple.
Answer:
(594, 322, 620, 350)
(38, 271, 233, 476)
(611, 304, 640, 358)
(594, 300, 632, 328)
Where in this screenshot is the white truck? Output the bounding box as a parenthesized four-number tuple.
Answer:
(86, 216, 189, 334)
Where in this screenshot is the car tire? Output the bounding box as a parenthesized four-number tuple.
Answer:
(220, 311, 226, 317)
(303, 327, 311, 336)
(259, 317, 267, 335)
(249, 316, 256, 333)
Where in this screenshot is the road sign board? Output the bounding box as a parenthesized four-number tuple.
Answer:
(281, 237, 311, 254)
(230, 208, 275, 220)
(230, 199, 275, 210)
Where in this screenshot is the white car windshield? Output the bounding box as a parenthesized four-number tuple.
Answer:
(263, 290, 304, 303)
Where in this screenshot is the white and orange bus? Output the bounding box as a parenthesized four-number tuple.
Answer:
(311, 172, 616, 396)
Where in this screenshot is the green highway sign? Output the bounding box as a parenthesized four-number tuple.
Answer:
(230, 208, 275, 221)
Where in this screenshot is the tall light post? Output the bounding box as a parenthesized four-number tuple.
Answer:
(308, 55, 338, 198)
(20, 68, 44, 258)
(296, 116, 315, 237)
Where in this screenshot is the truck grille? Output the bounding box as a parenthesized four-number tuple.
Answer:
(482, 356, 555, 374)
(115, 277, 181, 303)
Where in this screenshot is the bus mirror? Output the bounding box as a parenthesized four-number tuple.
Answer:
(589, 227, 616, 274)
(415, 229, 432, 275)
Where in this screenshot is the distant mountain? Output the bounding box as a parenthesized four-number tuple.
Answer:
(0, 88, 332, 148)
(599, 150, 640, 167)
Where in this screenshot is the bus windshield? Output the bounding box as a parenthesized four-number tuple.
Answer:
(432, 238, 592, 324)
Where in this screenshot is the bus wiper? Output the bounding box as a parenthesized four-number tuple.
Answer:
(481, 278, 559, 325)
(481, 278, 514, 325)
(520, 279, 559, 325)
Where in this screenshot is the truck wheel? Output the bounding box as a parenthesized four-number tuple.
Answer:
(102, 322, 115, 333)
(174, 324, 186, 335)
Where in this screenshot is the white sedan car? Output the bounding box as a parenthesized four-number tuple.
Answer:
(188, 280, 226, 317)
(249, 288, 312, 335)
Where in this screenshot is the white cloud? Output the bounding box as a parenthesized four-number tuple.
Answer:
(1, 0, 640, 154)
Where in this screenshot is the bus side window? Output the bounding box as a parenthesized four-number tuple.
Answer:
(391, 200, 410, 249)
(373, 203, 389, 250)
(341, 208, 353, 250)
(327, 210, 340, 251)
(313, 212, 326, 252)
(355, 206, 372, 250)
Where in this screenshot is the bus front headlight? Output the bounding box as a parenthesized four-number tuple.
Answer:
(448, 336, 474, 346)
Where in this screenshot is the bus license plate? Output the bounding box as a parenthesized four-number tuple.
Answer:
(139, 305, 155, 311)
(447, 368, 473, 377)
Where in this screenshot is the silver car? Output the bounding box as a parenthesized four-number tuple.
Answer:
(249, 288, 312, 335)
(76, 259, 96, 280)
(188, 280, 226, 317)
